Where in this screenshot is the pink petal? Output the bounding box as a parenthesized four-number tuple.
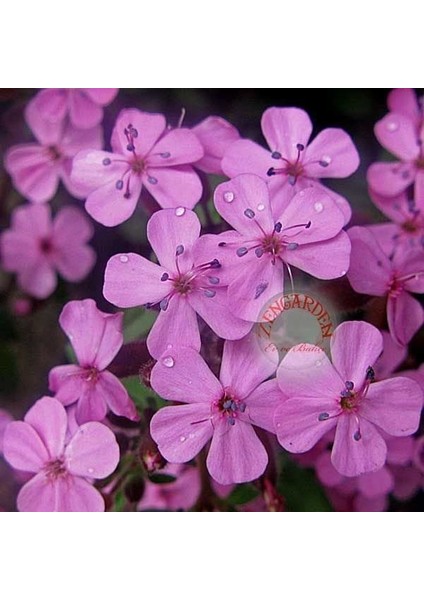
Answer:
(367, 161, 415, 197)
(111, 109, 166, 156)
(375, 331, 407, 380)
(60, 121, 103, 157)
(150, 346, 222, 404)
(65, 421, 119, 479)
(354, 494, 388, 512)
(360, 377, 422, 436)
(274, 395, 337, 453)
(347, 226, 392, 295)
(220, 333, 278, 399)
(104, 252, 171, 308)
(75, 386, 108, 424)
(368, 187, 408, 223)
(375, 113, 420, 160)
(3, 422, 49, 473)
(69, 90, 103, 129)
(284, 231, 351, 279)
(146, 208, 201, 271)
(53, 205, 93, 245)
(147, 295, 200, 359)
(59, 299, 124, 370)
(96, 371, 138, 421)
(393, 250, 424, 294)
(388, 89, 421, 126)
(315, 450, 346, 487)
(277, 345, 343, 398)
(304, 128, 360, 178)
(0, 230, 39, 272)
(17, 472, 59, 511)
(71, 149, 127, 190)
(150, 404, 213, 463)
(49, 364, 85, 406)
(364, 224, 399, 257)
(24, 397, 67, 459)
(261, 107, 313, 161)
(187, 286, 252, 341)
(192, 116, 240, 174)
(18, 260, 57, 299)
(148, 128, 204, 166)
(227, 255, 284, 322)
(143, 165, 202, 209)
(52, 207, 95, 281)
(25, 99, 63, 145)
(391, 465, 423, 501)
(214, 174, 274, 237)
(206, 418, 268, 484)
(58, 476, 106, 511)
(244, 379, 284, 433)
(356, 467, 394, 498)
(331, 415, 387, 477)
(222, 138, 272, 180)
(304, 182, 352, 225)
(10, 202, 51, 237)
(29, 89, 68, 124)
(387, 292, 424, 346)
(84, 177, 141, 226)
(4, 144, 59, 203)
(330, 321, 383, 389)
(386, 435, 415, 466)
(83, 88, 118, 105)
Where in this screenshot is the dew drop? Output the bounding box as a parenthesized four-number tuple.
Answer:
(257, 203, 265, 212)
(314, 201, 324, 213)
(119, 255, 129, 263)
(179, 436, 186, 442)
(175, 207, 186, 217)
(88, 468, 94, 474)
(321, 154, 332, 165)
(386, 121, 399, 132)
(223, 191, 235, 203)
(162, 356, 175, 368)
(340, 269, 346, 276)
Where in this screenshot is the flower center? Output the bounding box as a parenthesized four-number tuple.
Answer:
(415, 157, 424, 170)
(130, 156, 145, 175)
(83, 367, 100, 383)
(215, 390, 246, 426)
(46, 145, 61, 162)
(44, 458, 67, 480)
(39, 237, 53, 254)
(266, 143, 306, 185)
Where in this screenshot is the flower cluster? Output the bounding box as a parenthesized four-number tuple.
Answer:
(1, 88, 423, 511)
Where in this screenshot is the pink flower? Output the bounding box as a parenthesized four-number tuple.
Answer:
(138, 463, 201, 511)
(49, 299, 138, 424)
(206, 174, 350, 321)
(2, 397, 120, 511)
(374, 331, 407, 381)
(191, 116, 240, 175)
(71, 108, 204, 226)
(347, 226, 424, 345)
(150, 334, 281, 485)
(4, 100, 102, 203)
(222, 106, 359, 223)
(29, 88, 118, 129)
(274, 321, 423, 477)
(103, 208, 252, 359)
(367, 88, 424, 198)
(366, 185, 424, 256)
(0, 204, 95, 299)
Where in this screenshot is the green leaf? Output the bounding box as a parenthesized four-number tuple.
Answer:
(123, 307, 156, 343)
(277, 459, 333, 512)
(111, 489, 126, 512)
(122, 375, 165, 411)
(148, 473, 177, 485)
(227, 483, 259, 506)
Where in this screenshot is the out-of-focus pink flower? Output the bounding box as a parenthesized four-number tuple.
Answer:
(29, 88, 118, 129)
(367, 88, 424, 198)
(138, 463, 201, 511)
(0, 204, 96, 299)
(103, 208, 251, 359)
(203, 174, 350, 322)
(222, 106, 359, 223)
(3, 397, 120, 511)
(274, 321, 423, 477)
(49, 299, 138, 424)
(150, 334, 281, 485)
(192, 116, 240, 175)
(374, 331, 407, 380)
(347, 226, 424, 346)
(71, 108, 204, 226)
(4, 101, 102, 203)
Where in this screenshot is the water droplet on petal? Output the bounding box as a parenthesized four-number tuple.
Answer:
(175, 207, 186, 217)
(88, 468, 94, 474)
(340, 269, 346, 276)
(166, 344, 173, 350)
(315, 359, 323, 367)
(223, 191, 234, 203)
(162, 356, 175, 368)
(386, 121, 399, 132)
(119, 255, 129, 263)
(257, 203, 265, 211)
(314, 201, 324, 213)
(321, 154, 332, 165)
(179, 436, 186, 442)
